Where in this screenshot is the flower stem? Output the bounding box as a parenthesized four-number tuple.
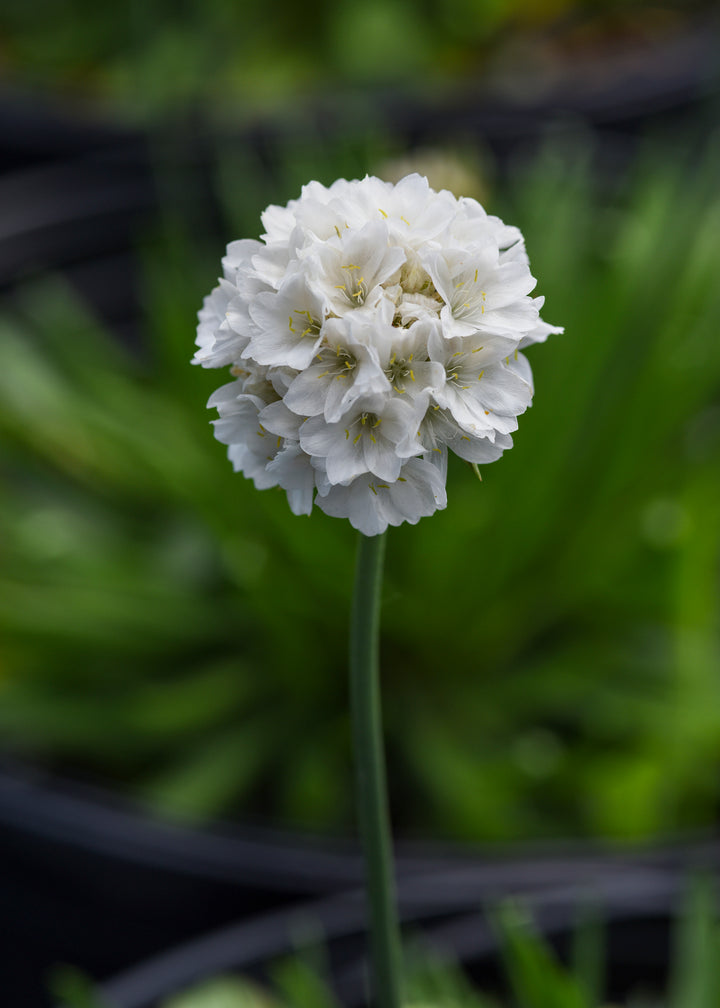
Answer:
(349, 531, 402, 1008)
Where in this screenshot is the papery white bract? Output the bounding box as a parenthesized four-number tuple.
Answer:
(194, 174, 561, 535)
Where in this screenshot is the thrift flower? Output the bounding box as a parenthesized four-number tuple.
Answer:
(195, 174, 561, 535)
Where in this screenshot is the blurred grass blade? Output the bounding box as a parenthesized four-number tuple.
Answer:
(667, 876, 720, 1008)
(493, 902, 589, 1008)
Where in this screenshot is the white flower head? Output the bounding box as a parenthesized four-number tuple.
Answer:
(195, 174, 561, 535)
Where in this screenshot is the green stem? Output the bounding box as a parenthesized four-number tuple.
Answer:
(349, 530, 402, 1008)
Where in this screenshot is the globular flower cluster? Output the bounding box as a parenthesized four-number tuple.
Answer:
(194, 174, 561, 535)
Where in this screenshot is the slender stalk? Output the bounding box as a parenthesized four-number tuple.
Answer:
(349, 530, 402, 1008)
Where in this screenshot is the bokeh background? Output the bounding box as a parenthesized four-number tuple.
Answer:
(0, 0, 719, 1003)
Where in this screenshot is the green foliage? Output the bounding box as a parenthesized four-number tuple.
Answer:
(162, 976, 278, 1008)
(0, 0, 708, 117)
(51, 965, 110, 1008)
(1, 132, 719, 842)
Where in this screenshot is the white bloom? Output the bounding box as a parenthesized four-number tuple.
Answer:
(195, 174, 561, 535)
(300, 394, 427, 486)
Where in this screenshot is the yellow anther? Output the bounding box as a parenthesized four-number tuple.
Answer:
(451, 350, 463, 358)
(484, 410, 490, 415)
(334, 225, 341, 238)
(288, 315, 295, 332)
(461, 435, 470, 441)
(408, 354, 414, 362)
(505, 356, 509, 365)
(372, 417, 382, 428)
(342, 263, 359, 270)
(455, 280, 465, 289)
(472, 346, 484, 352)
(370, 433, 376, 443)
(409, 369, 415, 381)
(276, 436, 282, 448)
(398, 477, 407, 483)
(481, 305, 485, 313)
(392, 385, 405, 393)
(474, 269, 478, 283)
(514, 348, 519, 360)
(344, 429, 350, 439)
(317, 370, 330, 379)
(433, 447, 441, 453)
(478, 370, 485, 380)
(376, 483, 389, 490)
(378, 208, 388, 218)
(361, 415, 367, 425)
(353, 432, 362, 444)
(400, 215, 410, 226)
(368, 482, 378, 494)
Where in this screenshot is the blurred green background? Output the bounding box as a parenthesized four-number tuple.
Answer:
(0, 0, 718, 846)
